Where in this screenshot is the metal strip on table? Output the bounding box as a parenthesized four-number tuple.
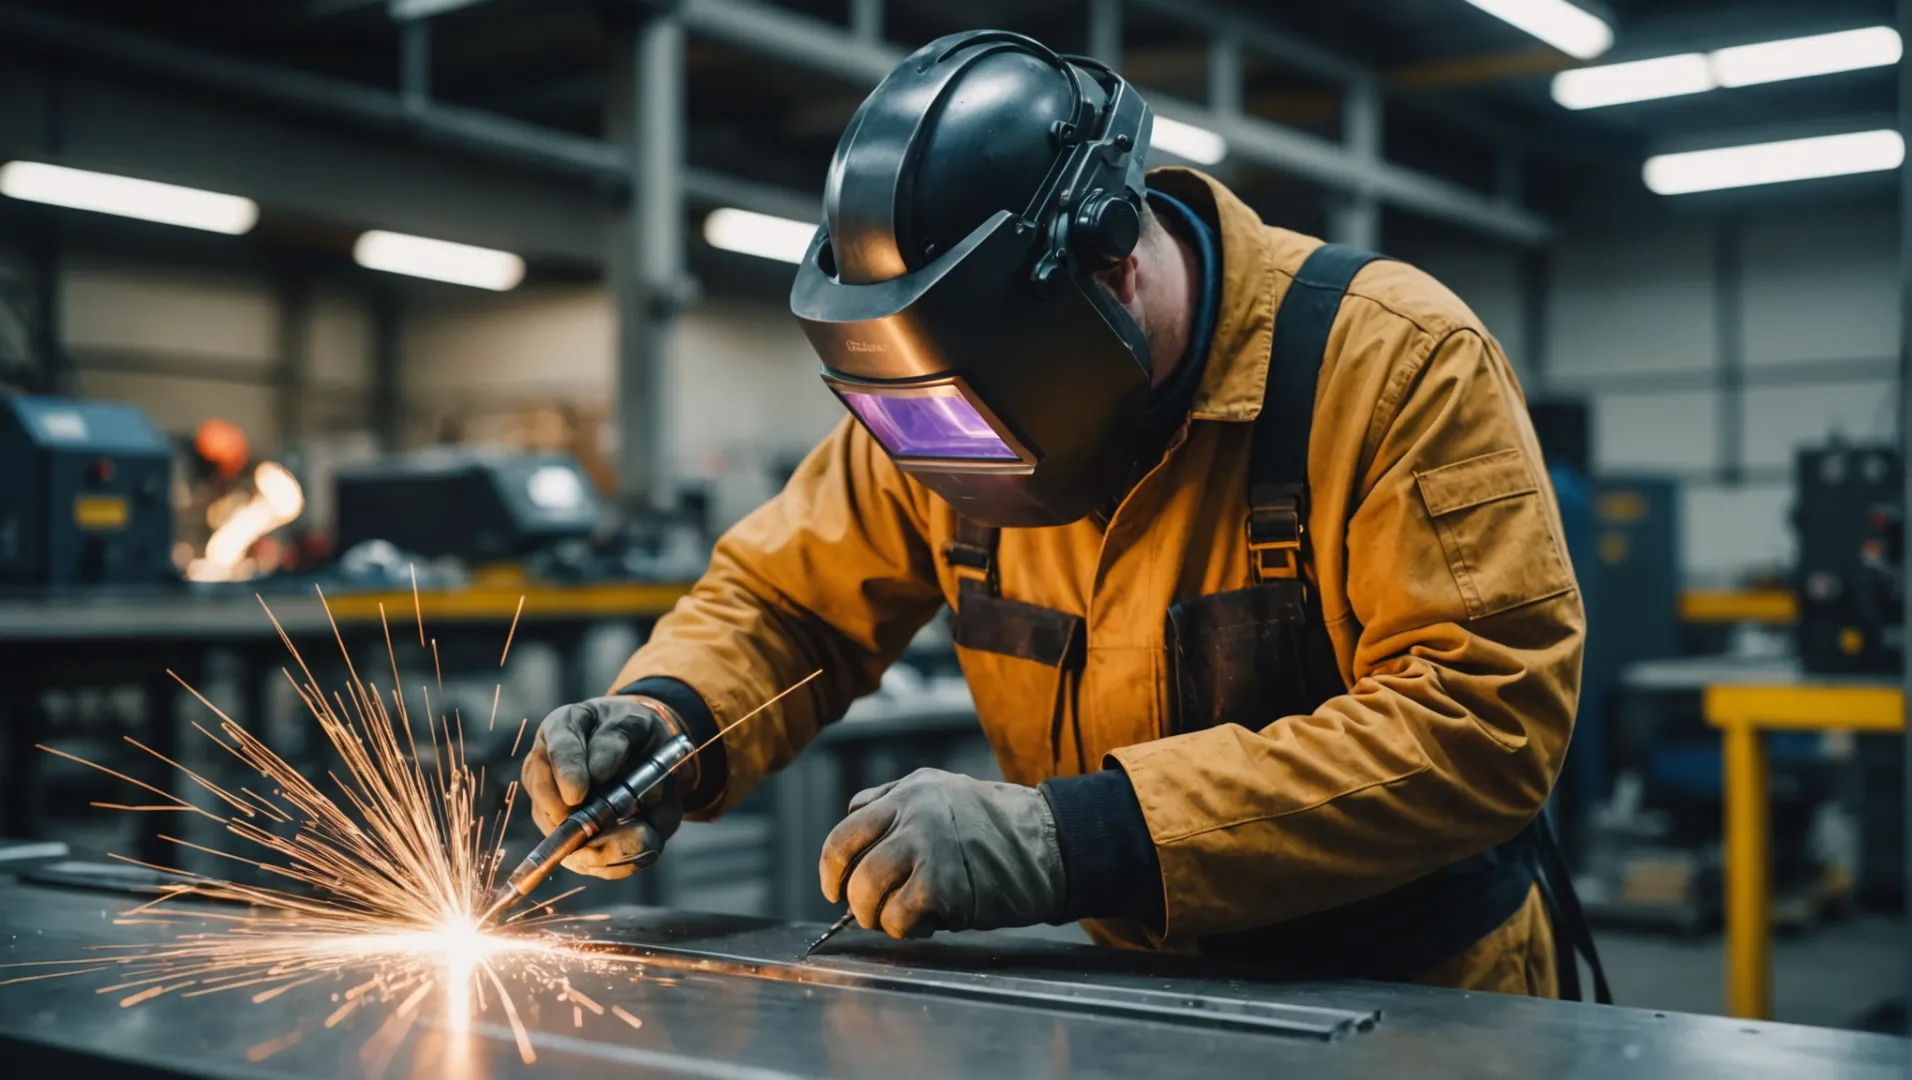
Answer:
(582, 940, 1381, 1040)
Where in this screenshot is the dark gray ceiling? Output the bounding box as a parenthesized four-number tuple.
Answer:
(2, 0, 1901, 245)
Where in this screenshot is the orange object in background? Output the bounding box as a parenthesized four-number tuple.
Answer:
(194, 418, 251, 480)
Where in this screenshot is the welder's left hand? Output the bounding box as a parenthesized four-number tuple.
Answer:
(818, 768, 1066, 939)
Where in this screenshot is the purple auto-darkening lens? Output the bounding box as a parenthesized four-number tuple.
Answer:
(838, 388, 1021, 461)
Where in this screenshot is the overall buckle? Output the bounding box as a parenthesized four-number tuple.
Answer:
(1246, 484, 1305, 583)
(943, 538, 994, 588)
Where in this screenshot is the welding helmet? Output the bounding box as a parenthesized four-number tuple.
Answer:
(790, 30, 1155, 528)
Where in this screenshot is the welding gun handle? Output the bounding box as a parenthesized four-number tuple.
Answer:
(599, 732, 697, 827)
(493, 732, 698, 909)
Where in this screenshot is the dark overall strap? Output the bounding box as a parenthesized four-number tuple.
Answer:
(1248, 243, 1613, 1004)
(1531, 809, 1615, 1004)
(1247, 244, 1384, 582)
(945, 518, 1086, 669)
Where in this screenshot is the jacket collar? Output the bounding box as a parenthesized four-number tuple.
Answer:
(1144, 167, 1283, 423)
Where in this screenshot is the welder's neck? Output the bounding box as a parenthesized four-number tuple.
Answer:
(1145, 223, 1201, 391)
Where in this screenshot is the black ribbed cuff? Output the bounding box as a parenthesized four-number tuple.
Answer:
(617, 676, 725, 813)
(1039, 767, 1164, 923)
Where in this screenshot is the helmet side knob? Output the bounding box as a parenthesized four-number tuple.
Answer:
(1072, 191, 1141, 270)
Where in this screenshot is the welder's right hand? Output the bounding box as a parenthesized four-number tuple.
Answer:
(522, 696, 688, 880)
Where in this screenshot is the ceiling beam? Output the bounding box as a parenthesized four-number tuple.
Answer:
(0, 2, 820, 227)
(680, 0, 1550, 244)
(1389, 47, 1579, 91)
(1125, 0, 1366, 85)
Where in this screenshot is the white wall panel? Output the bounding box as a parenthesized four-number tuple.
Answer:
(74, 369, 278, 445)
(1742, 211, 1898, 368)
(1549, 226, 1715, 379)
(1741, 380, 1896, 470)
(403, 285, 615, 400)
(671, 296, 843, 469)
(64, 262, 278, 366)
(1681, 481, 1794, 586)
(307, 288, 372, 389)
(402, 287, 841, 522)
(1592, 390, 1717, 474)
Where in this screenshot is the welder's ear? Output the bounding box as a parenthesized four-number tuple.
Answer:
(1091, 252, 1141, 307)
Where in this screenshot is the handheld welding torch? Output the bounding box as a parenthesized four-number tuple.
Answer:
(479, 731, 696, 927)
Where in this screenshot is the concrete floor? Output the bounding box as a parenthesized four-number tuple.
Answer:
(1595, 915, 1905, 1031)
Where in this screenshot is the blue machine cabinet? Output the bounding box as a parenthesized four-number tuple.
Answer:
(0, 396, 173, 587)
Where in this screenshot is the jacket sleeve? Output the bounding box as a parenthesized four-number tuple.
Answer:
(1108, 327, 1584, 942)
(610, 417, 946, 816)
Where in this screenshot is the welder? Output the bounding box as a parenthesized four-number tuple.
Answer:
(520, 29, 1607, 1000)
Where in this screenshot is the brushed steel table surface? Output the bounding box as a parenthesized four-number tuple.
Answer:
(0, 877, 1898, 1080)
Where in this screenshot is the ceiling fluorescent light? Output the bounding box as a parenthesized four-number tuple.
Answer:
(1554, 27, 1902, 110)
(1463, 0, 1613, 61)
(1644, 129, 1905, 195)
(1552, 53, 1714, 110)
(702, 208, 818, 263)
(387, 0, 488, 19)
(1711, 26, 1902, 88)
(352, 230, 525, 290)
(1150, 117, 1228, 166)
(0, 161, 258, 234)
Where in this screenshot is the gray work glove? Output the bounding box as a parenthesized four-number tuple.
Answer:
(818, 768, 1067, 939)
(520, 696, 688, 880)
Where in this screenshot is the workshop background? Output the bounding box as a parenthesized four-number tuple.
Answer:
(0, 0, 1905, 1037)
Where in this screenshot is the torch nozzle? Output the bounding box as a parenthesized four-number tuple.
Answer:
(478, 884, 523, 929)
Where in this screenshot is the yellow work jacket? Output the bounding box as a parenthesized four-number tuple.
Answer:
(613, 167, 1584, 950)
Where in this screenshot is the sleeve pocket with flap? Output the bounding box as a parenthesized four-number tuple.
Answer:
(1415, 448, 1576, 620)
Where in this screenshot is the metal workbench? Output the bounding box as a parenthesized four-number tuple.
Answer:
(0, 582, 997, 923)
(0, 581, 688, 864)
(0, 876, 1897, 1080)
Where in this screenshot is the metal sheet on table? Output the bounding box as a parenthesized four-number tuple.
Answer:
(0, 880, 1898, 1080)
(583, 940, 1377, 1039)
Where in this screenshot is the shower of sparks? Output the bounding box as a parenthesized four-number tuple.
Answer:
(0, 588, 690, 1077)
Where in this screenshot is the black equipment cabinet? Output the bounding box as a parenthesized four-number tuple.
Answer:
(1795, 444, 1902, 676)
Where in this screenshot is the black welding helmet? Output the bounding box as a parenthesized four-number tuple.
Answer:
(790, 30, 1155, 528)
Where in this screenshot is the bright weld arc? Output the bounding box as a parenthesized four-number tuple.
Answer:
(0, 588, 816, 1074)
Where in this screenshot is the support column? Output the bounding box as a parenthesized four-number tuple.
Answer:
(1494, 145, 1525, 208)
(612, 12, 687, 509)
(371, 286, 403, 453)
(1714, 222, 1744, 486)
(400, 18, 431, 113)
(1897, 0, 1912, 1036)
(1721, 721, 1772, 1020)
(1328, 76, 1381, 250)
(275, 270, 311, 450)
(28, 229, 67, 395)
(1207, 35, 1242, 116)
(32, 58, 70, 395)
(849, 0, 882, 45)
(1517, 246, 1552, 395)
(1088, 0, 1122, 71)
